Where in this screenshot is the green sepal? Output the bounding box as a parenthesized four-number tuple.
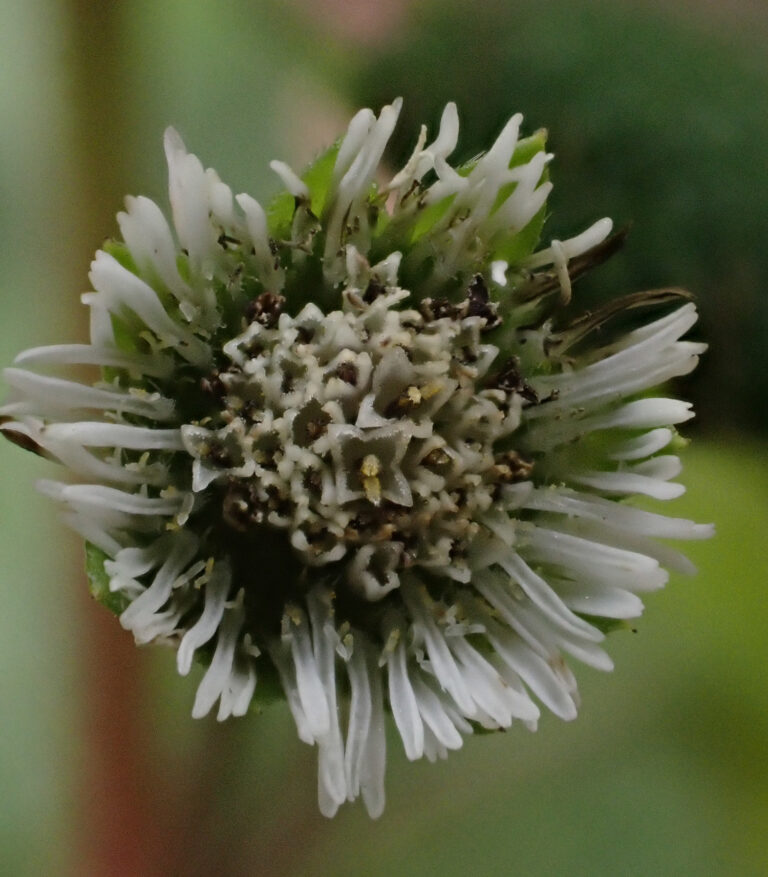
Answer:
(102, 239, 139, 276)
(85, 541, 129, 616)
(248, 658, 285, 713)
(490, 130, 549, 265)
(267, 141, 341, 241)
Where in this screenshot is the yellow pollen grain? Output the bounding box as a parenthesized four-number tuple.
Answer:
(360, 454, 381, 478)
(360, 453, 382, 505)
(405, 385, 422, 405)
(420, 381, 442, 401)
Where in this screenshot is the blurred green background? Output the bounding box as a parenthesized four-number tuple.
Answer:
(1, 1, 766, 874)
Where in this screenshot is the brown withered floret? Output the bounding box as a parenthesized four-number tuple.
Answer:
(466, 275, 500, 329)
(419, 297, 463, 322)
(491, 450, 534, 483)
(245, 291, 285, 328)
(305, 413, 331, 442)
(489, 356, 539, 404)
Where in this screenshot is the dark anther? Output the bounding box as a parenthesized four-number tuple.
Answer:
(421, 447, 451, 470)
(303, 468, 323, 495)
(305, 527, 338, 555)
(305, 413, 331, 442)
(245, 292, 286, 328)
(200, 370, 227, 399)
(363, 278, 386, 303)
(222, 481, 263, 531)
(222, 485, 249, 531)
(296, 325, 315, 344)
(207, 442, 233, 468)
(265, 485, 292, 518)
(240, 399, 263, 423)
(217, 232, 241, 249)
(335, 361, 359, 386)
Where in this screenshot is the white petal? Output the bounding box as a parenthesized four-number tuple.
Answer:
(13, 343, 174, 378)
(177, 560, 232, 675)
(286, 608, 330, 739)
(525, 217, 613, 268)
(164, 127, 219, 277)
(269, 160, 309, 199)
(3, 368, 175, 421)
(359, 640, 387, 819)
(498, 551, 604, 641)
(608, 428, 674, 461)
(88, 251, 210, 365)
(120, 532, 198, 632)
(387, 635, 424, 761)
(117, 195, 191, 301)
(344, 637, 373, 798)
(44, 422, 183, 450)
(191, 596, 246, 719)
(524, 525, 668, 592)
(410, 675, 463, 750)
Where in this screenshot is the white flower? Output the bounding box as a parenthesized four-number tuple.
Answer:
(0, 100, 712, 818)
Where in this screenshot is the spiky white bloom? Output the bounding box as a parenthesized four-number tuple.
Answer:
(1, 100, 712, 817)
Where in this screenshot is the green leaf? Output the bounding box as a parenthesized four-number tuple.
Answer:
(85, 541, 129, 616)
(266, 190, 294, 242)
(510, 129, 548, 171)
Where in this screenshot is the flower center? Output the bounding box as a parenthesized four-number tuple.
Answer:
(181, 281, 533, 605)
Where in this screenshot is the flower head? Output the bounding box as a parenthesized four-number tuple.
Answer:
(1, 100, 712, 817)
